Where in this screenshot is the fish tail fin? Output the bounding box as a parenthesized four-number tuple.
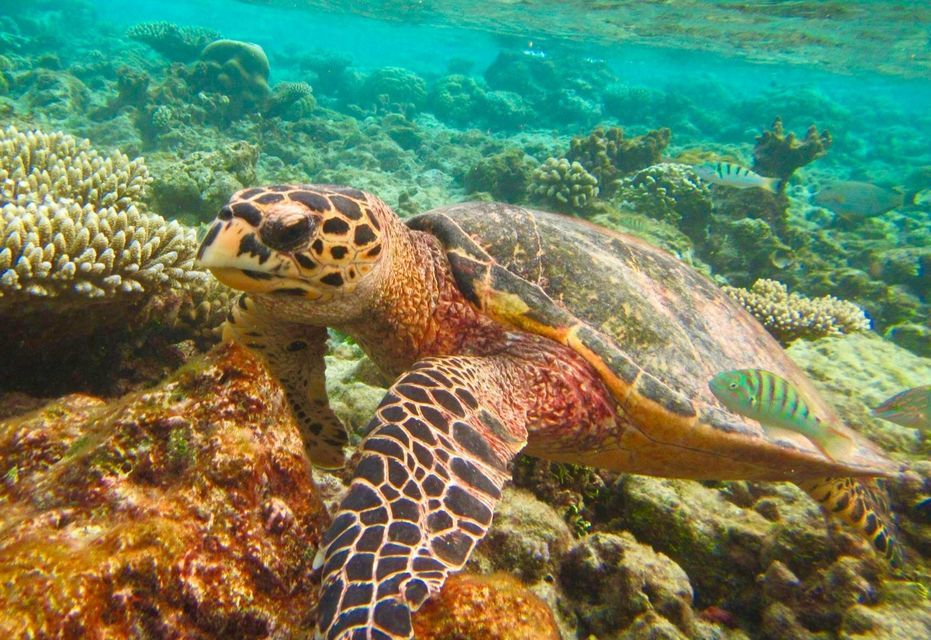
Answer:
(798, 476, 904, 568)
(765, 176, 784, 194)
(817, 424, 858, 461)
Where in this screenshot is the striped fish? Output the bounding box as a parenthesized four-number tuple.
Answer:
(709, 369, 854, 460)
(694, 162, 783, 193)
(871, 385, 930, 430)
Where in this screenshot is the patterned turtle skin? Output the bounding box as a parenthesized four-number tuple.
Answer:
(196, 186, 901, 640)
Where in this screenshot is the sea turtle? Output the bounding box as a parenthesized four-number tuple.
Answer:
(196, 185, 900, 640)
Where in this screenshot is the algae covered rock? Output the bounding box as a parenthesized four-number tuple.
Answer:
(471, 487, 573, 583)
(0, 342, 328, 638)
(412, 572, 560, 640)
(464, 147, 537, 202)
(560, 531, 697, 638)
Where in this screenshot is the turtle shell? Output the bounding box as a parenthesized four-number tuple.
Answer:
(422, 202, 895, 480)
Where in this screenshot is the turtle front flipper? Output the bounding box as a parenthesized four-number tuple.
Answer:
(798, 477, 903, 567)
(315, 355, 528, 640)
(225, 293, 348, 468)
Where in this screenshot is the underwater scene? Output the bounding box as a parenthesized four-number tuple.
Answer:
(1, 0, 930, 638)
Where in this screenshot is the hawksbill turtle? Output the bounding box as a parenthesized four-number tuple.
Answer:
(196, 185, 901, 640)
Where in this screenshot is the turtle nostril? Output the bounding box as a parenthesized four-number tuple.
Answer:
(260, 215, 313, 251)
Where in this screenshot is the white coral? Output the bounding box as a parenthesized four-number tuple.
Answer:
(724, 278, 870, 344)
(0, 126, 207, 304)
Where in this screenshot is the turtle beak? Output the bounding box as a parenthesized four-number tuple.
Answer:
(196, 218, 282, 293)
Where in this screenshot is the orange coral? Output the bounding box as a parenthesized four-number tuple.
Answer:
(412, 572, 560, 640)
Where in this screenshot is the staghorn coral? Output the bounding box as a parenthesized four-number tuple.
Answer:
(0, 126, 204, 302)
(567, 126, 671, 197)
(753, 116, 832, 181)
(127, 21, 221, 62)
(529, 157, 599, 214)
(723, 278, 870, 344)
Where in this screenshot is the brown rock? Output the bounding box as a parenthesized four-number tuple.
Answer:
(0, 343, 328, 639)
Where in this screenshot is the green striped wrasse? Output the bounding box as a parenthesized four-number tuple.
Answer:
(709, 368, 854, 461)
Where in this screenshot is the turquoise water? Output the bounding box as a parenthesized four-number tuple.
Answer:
(2, 2, 931, 639)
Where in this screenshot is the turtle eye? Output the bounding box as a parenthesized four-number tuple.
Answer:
(729, 382, 738, 390)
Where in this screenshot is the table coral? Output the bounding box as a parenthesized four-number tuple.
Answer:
(567, 126, 671, 197)
(0, 343, 328, 639)
(529, 157, 599, 213)
(723, 278, 870, 344)
(752, 116, 832, 181)
(127, 21, 220, 63)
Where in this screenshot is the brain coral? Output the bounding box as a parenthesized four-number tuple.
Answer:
(723, 278, 870, 344)
(0, 126, 205, 303)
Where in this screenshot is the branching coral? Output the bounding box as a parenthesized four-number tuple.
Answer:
(0, 126, 205, 303)
(723, 278, 870, 344)
(567, 126, 671, 197)
(529, 157, 599, 213)
(127, 21, 220, 62)
(752, 117, 832, 181)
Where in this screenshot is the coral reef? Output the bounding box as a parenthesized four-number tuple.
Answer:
(0, 126, 202, 302)
(529, 157, 599, 213)
(127, 21, 220, 62)
(0, 126, 228, 394)
(0, 343, 328, 638)
(265, 80, 316, 120)
(412, 573, 560, 640)
(463, 147, 536, 202)
(428, 74, 486, 126)
(567, 126, 671, 197)
(723, 278, 871, 344)
(147, 141, 258, 225)
(613, 162, 712, 240)
(358, 66, 427, 114)
(193, 39, 270, 115)
(752, 116, 832, 181)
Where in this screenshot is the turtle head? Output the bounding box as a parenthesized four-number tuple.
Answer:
(197, 185, 392, 321)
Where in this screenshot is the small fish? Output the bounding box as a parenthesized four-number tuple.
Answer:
(709, 369, 855, 460)
(871, 385, 930, 430)
(812, 180, 904, 217)
(693, 162, 783, 193)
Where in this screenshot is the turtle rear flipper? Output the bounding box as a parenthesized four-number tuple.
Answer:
(315, 355, 528, 640)
(226, 294, 348, 468)
(799, 476, 903, 567)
